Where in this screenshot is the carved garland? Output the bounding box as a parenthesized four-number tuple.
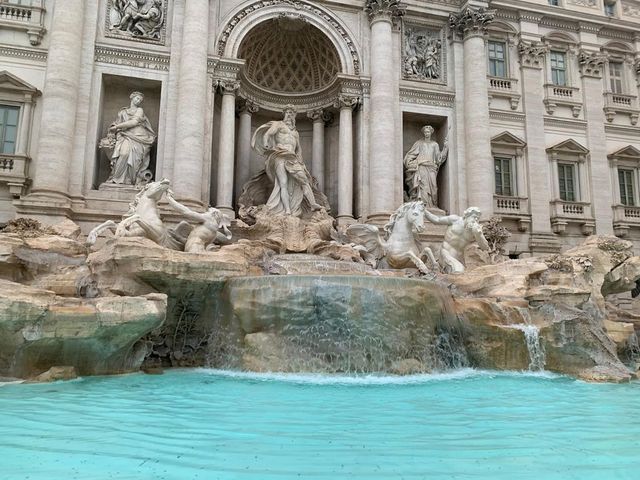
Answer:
(217, 0, 361, 75)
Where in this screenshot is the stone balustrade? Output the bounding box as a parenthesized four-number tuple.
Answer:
(603, 92, 639, 125)
(488, 76, 520, 109)
(613, 204, 640, 237)
(550, 200, 595, 235)
(0, 153, 29, 197)
(493, 195, 531, 231)
(543, 84, 582, 117)
(0, 0, 45, 45)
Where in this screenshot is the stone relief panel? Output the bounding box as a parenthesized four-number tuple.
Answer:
(567, 0, 597, 7)
(106, 0, 168, 44)
(402, 25, 446, 84)
(622, 1, 640, 17)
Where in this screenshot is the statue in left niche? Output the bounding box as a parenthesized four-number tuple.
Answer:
(99, 91, 157, 187)
(86, 178, 232, 253)
(109, 0, 165, 40)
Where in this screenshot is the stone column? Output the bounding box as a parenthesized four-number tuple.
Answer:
(518, 40, 559, 252)
(235, 99, 258, 201)
(16, 94, 33, 156)
(364, 0, 404, 223)
(580, 50, 613, 234)
(450, 5, 495, 216)
(335, 95, 359, 225)
(172, 0, 210, 206)
(216, 81, 239, 218)
(29, 0, 85, 199)
(307, 109, 328, 191)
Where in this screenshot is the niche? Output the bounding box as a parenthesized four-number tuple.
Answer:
(93, 74, 162, 189)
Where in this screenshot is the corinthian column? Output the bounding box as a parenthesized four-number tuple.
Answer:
(307, 109, 328, 192)
(216, 80, 239, 218)
(449, 5, 495, 216)
(236, 99, 259, 201)
(30, 0, 86, 200)
(172, 0, 210, 206)
(335, 95, 359, 225)
(365, 0, 405, 223)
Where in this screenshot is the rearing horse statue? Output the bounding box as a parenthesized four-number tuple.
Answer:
(346, 201, 437, 274)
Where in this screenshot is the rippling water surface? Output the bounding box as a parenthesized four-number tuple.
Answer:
(1, 369, 640, 480)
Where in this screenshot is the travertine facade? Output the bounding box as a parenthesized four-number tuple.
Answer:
(1, 0, 640, 255)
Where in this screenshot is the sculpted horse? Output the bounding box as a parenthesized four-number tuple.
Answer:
(86, 178, 182, 248)
(346, 201, 437, 274)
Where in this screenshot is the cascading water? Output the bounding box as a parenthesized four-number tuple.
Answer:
(508, 324, 546, 371)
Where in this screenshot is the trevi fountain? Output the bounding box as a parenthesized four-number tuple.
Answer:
(1, 1, 640, 479)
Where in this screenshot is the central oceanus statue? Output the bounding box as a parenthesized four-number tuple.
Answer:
(346, 201, 438, 274)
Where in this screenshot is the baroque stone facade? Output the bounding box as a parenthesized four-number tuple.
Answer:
(0, 0, 640, 255)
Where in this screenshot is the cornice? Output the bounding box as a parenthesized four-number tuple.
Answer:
(399, 85, 455, 107)
(94, 45, 170, 71)
(489, 109, 526, 123)
(0, 44, 47, 63)
(543, 116, 588, 130)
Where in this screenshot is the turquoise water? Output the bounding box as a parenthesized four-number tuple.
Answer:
(1, 369, 639, 480)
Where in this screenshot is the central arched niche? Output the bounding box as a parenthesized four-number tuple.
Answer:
(238, 17, 341, 94)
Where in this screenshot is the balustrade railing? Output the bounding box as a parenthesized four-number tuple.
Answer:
(0, 0, 45, 45)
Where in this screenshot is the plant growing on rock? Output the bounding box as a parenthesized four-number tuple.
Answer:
(482, 216, 511, 261)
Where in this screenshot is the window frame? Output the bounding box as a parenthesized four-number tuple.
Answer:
(494, 155, 515, 196)
(618, 168, 636, 206)
(0, 105, 20, 155)
(557, 162, 577, 202)
(549, 50, 568, 87)
(487, 40, 508, 78)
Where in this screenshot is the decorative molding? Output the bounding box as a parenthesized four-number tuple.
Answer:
(364, 0, 406, 24)
(568, 0, 597, 7)
(402, 24, 446, 85)
(579, 50, 607, 77)
(489, 109, 526, 123)
(599, 28, 635, 42)
(543, 116, 588, 130)
(216, 79, 241, 95)
(105, 0, 168, 45)
(604, 123, 640, 135)
(237, 99, 260, 115)
(399, 86, 455, 107)
(0, 44, 46, 62)
(539, 17, 579, 32)
(518, 40, 548, 69)
(217, 0, 361, 75)
(94, 45, 170, 71)
(622, 1, 640, 18)
(449, 6, 496, 41)
(334, 94, 360, 110)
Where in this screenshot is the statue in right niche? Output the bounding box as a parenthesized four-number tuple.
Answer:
(403, 125, 449, 209)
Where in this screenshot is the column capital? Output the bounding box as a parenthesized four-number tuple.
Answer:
(578, 50, 606, 78)
(449, 6, 495, 41)
(237, 98, 259, 115)
(334, 94, 360, 110)
(364, 0, 405, 25)
(518, 40, 548, 69)
(216, 79, 240, 95)
(307, 108, 331, 123)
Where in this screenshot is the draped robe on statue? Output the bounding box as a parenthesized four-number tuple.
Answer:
(242, 121, 328, 217)
(109, 107, 156, 186)
(404, 139, 443, 209)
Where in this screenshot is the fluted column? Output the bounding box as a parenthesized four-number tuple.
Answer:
(336, 95, 359, 224)
(216, 81, 239, 218)
(236, 99, 259, 201)
(16, 94, 34, 156)
(30, 0, 85, 199)
(450, 6, 495, 216)
(365, 0, 405, 223)
(172, 0, 210, 206)
(307, 109, 328, 191)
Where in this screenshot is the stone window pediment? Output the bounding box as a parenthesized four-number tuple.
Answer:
(491, 131, 526, 149)
(546, 138, 589, 158)
(609, 145, 640, 162)
(0, 70, 38, 99)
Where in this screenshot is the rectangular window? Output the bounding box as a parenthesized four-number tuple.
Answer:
(494, 157, 513, 196)
(609, 61, 623, 94)
(0, 105, 19, 155)
(548, 0, 559, 5)
(604, 1, 616, 16)
(618, 169, 635, 206)
(558, 163, 576, 202)
(488, 41, 507, 78)
(550, 51, 567, 86)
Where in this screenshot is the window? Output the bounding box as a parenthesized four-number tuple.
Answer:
(548, 0, 559, 5)
(609, 61, 623, 94)
(488, 41, 507, 78)
(619, 169, 635, 206)
(0, 105, 19, 155)
(604, 1, 616, 16)
(494, 157, 513, 196)
(558, 163, 576, 202)
(550, 51, 567, 86)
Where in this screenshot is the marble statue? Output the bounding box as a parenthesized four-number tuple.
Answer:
(403, 125, 449, 208)
(87, 178, 174, 247)
(166, 190, 232, 253)
(109, 0, 164, 40)
(241, 106, 328, 218)
(99, 91, 156, 187)
(346, 201, 438, 274)
(424, 207, 490, 274)
(403, 27, 442, 81)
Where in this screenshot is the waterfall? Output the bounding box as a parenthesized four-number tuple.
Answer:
(509, 324, 546, 371)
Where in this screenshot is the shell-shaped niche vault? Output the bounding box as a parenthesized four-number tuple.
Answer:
(238, 17, 341, 94)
